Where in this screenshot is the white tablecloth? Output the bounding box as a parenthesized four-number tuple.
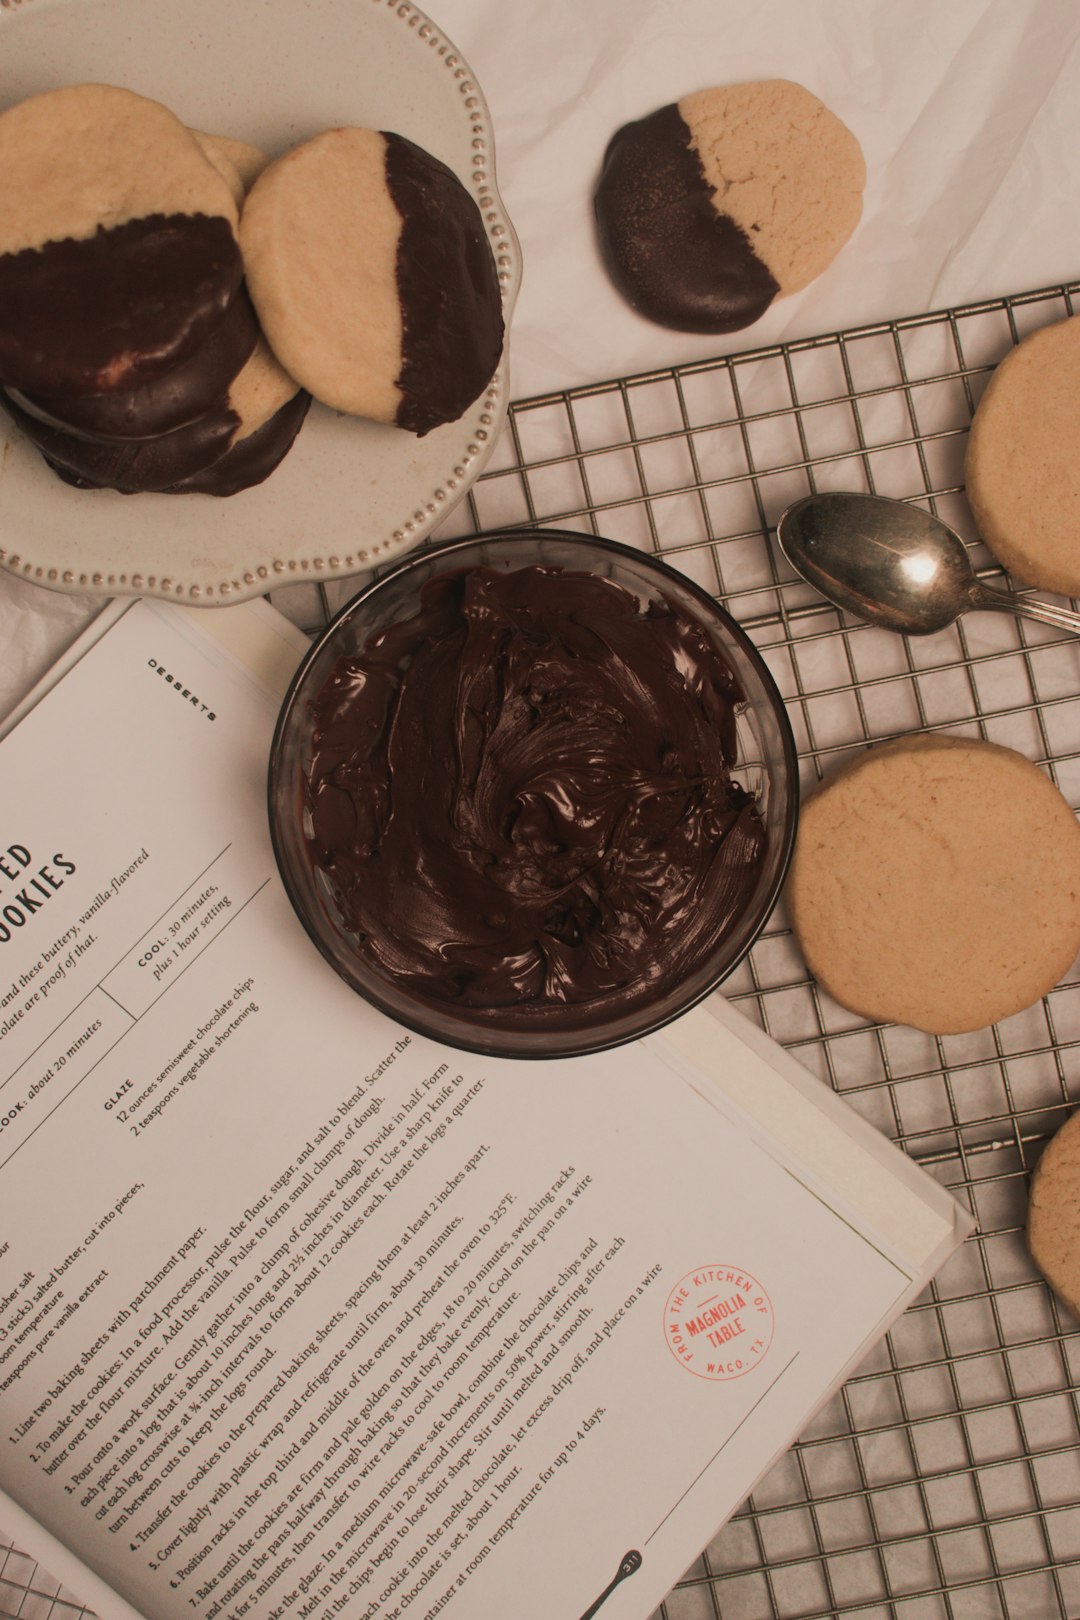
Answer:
(2, 0, 1079, 703)
(2, 7, 1080, 1613)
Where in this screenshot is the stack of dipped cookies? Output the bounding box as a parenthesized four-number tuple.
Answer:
(0, 83, 505, 499)
(0, 85, 311, 498)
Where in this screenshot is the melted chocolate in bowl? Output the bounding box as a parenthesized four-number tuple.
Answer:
(269, 533, 798, 1057)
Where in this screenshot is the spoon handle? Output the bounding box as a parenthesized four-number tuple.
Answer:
(578, 1550, 643, 1619)
(968, 581, 1080, 635)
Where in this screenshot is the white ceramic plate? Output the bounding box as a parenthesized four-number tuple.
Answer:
(0, 0, 520, 605)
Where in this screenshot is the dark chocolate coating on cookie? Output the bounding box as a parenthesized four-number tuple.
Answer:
(2, 386, 239, 493)
(11, 286, 259, 441)
(163, 390, 311, 496)
(384, 132, 504, 436)
(0, 212, 243, 396)
(594, 103, 779, 334)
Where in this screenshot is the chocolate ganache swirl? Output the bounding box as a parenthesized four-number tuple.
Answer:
(304, 564, 767, 1030)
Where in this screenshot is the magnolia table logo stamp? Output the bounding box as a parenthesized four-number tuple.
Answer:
(663, 1264, 774, 1380)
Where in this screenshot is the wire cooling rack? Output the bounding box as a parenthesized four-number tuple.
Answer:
(4, 280, 1080, 1620)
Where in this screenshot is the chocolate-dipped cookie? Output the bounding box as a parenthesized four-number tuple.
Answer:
(211, 332, 307, 458)
(6, 334, 308, 496)
(3, 386, 240, 493)
(10, 286, 260, 441)
(0, 84, 242, 395)
(238, 126, 504, 434)
(164, 389, 311, 496)
(594, 80, 864, 333)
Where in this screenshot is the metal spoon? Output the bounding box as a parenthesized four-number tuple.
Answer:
(776, 491, 1080, 636)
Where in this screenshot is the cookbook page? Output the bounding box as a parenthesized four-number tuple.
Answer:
(0, 600, 962, 1620)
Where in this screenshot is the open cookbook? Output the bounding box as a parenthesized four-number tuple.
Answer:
(0, 594, 971, 1620)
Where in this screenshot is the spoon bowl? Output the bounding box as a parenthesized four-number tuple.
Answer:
(776, 492, 1080, 637)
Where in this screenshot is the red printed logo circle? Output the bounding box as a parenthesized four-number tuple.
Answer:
(663, 1264, 774, 1380)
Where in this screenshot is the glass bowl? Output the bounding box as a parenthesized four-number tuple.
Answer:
(268, 530, 798, 1058)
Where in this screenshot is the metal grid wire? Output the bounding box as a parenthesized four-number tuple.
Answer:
(0, 1537, 90, 1620)
(5, 280, 1080, 1619)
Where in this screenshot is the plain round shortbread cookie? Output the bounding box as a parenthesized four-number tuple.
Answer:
(239, 125, 504, 433)
(965, 314, 1080, 598)
(786, 734, 1080, 1035)
(1028, 1109, 1080, 1318)
(594, 79, 864, 333)
(0, 84, 241, 395)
